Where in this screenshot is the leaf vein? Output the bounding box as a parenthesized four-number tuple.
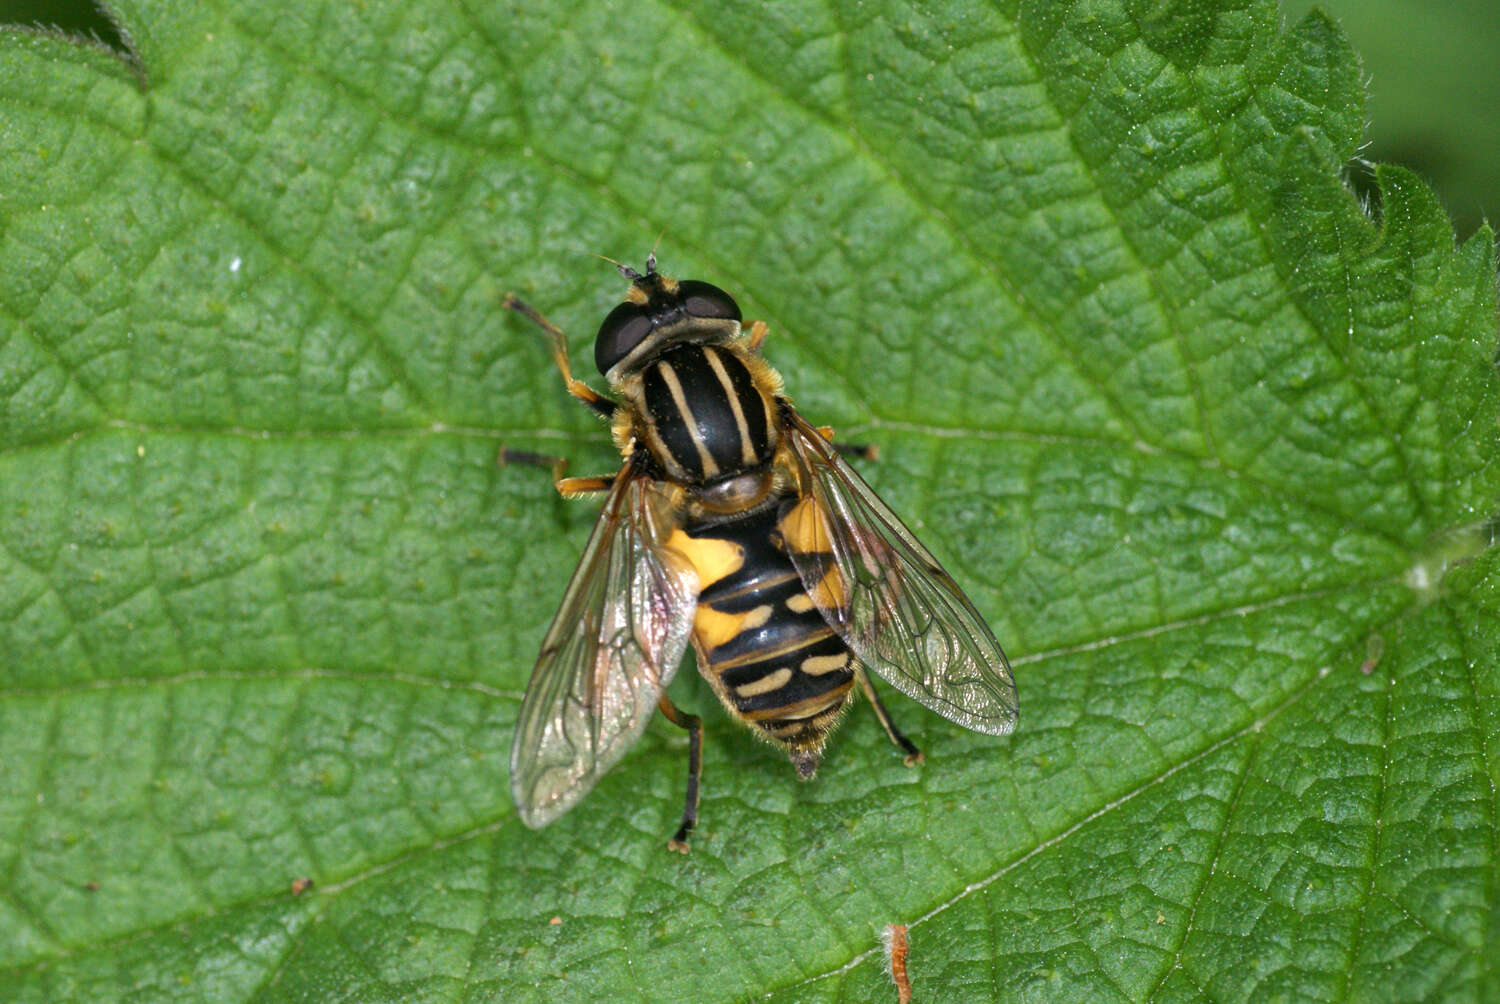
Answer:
(655, 0, 1155, 444)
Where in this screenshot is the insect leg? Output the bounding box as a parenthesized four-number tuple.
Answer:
(497, 448, 615, 497)
(746, 319, 769, 352)
(812, 425, 879, 463)
(656, 693, 703, 853)
(857, 667, 924, 765)
(834, 441, 879, 462)
(503, 293, 616, 418)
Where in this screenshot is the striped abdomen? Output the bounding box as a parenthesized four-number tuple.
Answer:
(635, 343, 776, 484)
(667, 501, 855, 776)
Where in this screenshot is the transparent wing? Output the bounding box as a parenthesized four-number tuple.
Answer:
(780, 412, 1018, 735)
(510, 462, 698, 828)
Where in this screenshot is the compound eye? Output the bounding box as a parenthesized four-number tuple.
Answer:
(594, 302, 653, 374)
(676, 280, 741, 322)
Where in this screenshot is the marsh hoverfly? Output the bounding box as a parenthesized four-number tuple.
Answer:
(504, 254, 1017, 851)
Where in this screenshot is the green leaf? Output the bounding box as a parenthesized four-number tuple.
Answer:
(1284, 0, 1500, 240)
(2, 1, 1496, 1001)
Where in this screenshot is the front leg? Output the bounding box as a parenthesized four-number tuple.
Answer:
(497, 448, 616, 497)
(813, 425, 879, 463)
(745, 319, 769, 352)
(503, 294, 617, 419)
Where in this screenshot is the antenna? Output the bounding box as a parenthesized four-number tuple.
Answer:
(588, 251, 643, 281)
(646, 233, 664, 275)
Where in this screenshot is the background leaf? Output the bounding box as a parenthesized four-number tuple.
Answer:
(16, 0, 1500, 241)
(1283, 0, 1500, 241)
(2, 1, 1497, 1001)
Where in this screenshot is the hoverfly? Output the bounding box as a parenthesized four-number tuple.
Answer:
(504, 254, 1017, 851)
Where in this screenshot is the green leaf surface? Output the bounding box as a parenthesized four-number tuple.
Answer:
(1284, 0, 1500, 241)
(2, 1, 1496, 1001)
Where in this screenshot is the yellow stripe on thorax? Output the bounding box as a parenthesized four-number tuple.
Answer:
(656, 359, 720, 478)
(702, 347, 758, 466)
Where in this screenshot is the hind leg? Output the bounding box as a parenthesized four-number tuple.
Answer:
(857, 668, 923, 766)
(656, 694, 703, 853)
